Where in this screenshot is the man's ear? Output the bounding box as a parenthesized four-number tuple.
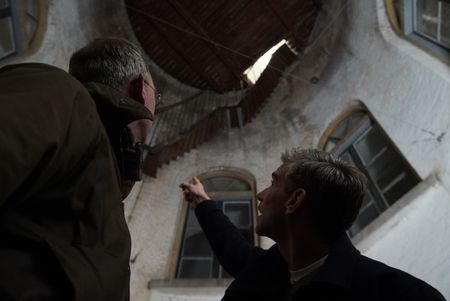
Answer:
(128, 74, 146, 105)
(285, 188, 306, 215)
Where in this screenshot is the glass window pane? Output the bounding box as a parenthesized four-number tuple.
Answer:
(441, 1, 450, 47)
(415, 0, 439, 39)
(226, 179, 251, 191)
(178, 259, 212, 278)
(25, 19, 37, 43)
(324, 138, 338, 152)
(24, 0, 38, 43)
(394, 0, 405, 30)
(0, 17, 16, 58)
(360, 189, 377, 212)
(340, 150, 356, 165)
(178, 174, 254, 279)
(365, 147, 404, 192)
(330, 112, 421, 237)
(383, 172, 419, 205)
(348, 203, 379, 237)
(354, 126, 386, 167)
(203, 177, 250, 192)
(345, 112, 366, 131)
(0, 0, 9, 9)
(183, 228, 212, 257)
(326, 112, 367, 152)
(214, 195, 252, 202)
(330, 122, 350, 141)
(220, 265, 233, 279)
(223, 202, 250, 227)
(211, 259, 233, 279)
(25, 0, 38, 19)
(185, 207, 199, 227)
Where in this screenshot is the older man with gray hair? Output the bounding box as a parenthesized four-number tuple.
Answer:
(0, 38, 156, 300)
(69, 37, 157, 198)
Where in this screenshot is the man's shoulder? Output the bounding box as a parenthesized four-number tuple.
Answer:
(1, 62, 67, 77)
(354, 255, 445, 300)
(0, 62, 86, 95)
(356, 254, 420, 280)
(224, 245, 289, 301)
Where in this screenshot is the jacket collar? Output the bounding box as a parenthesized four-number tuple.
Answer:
(310, 233, 360, 289)
(227, 245, 290, 296)
(84, 82, 153, 138)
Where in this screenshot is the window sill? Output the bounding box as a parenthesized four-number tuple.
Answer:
(148, 278, 233, 290)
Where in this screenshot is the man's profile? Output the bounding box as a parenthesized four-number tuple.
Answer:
(180, 148, 445, 301)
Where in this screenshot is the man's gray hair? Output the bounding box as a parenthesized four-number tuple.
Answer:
(281, 148, 367, 239)
(69, 37, 150, 89)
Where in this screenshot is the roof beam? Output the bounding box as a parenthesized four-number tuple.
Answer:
(137, 7, 224, 92)
(262, 0, 304, 48)
(167, 0, 247, 85)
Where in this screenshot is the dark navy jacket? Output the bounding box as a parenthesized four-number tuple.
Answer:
(195, 200, 446, 301)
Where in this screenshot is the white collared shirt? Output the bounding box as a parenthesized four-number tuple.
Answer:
(289, 255, 328, 284)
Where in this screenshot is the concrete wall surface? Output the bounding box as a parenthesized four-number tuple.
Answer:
(357, 175, 450, 297)
(148, 287, 226, 301)
(2, 0, 137, 69)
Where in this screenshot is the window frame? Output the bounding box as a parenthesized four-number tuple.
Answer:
(176, 196, 254, 279)
(402, 0, 450, 60)
(0, 0, 20, 60)
(0, 0, 47, 64)
(319, 106, 421, 237)
(168, 168, 259, 280)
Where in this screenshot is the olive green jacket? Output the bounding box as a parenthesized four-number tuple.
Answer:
(0, 63, 152, 300)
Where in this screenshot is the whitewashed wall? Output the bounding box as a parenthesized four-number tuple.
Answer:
(357, 175, 450, 297)
(2, 0, 136, 68)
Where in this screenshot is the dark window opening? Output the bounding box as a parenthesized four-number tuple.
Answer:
(324, 112, 421, 237)
(176, 176, 254, 279)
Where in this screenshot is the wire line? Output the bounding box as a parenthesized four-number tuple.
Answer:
(125, 0, 351, 84)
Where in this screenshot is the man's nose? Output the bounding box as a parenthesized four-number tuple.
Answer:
(256, 188, 267, 202)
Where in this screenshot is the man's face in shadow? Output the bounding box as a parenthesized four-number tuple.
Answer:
(255, 164, 291, 240)
(120, 74, 157, 200)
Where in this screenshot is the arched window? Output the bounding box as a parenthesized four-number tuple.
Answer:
(387, 0, 449, 61)
(320, 108, 421, 237)
(176, 171, 256, 279)
(0, 0, 44, 61)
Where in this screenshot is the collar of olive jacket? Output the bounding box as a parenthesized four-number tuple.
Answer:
(84, 82, 153, 136)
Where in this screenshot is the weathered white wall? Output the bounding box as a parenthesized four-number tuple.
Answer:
(357, 175, 450, 297)
(129, 0, 450, 300)
(148, 287, 226, 301)
(3, 0, 137, 69)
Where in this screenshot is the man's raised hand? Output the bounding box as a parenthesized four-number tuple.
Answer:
(179, 176, 210, 208)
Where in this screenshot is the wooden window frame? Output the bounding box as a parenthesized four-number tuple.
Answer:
(0, 0, 19, 60)
(0, 0, 47, 64)
(385, 0, 450, 63)
(167, 167, 259, 281)
(405, 0, 450, 56)
(319, 106, 421, 237)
